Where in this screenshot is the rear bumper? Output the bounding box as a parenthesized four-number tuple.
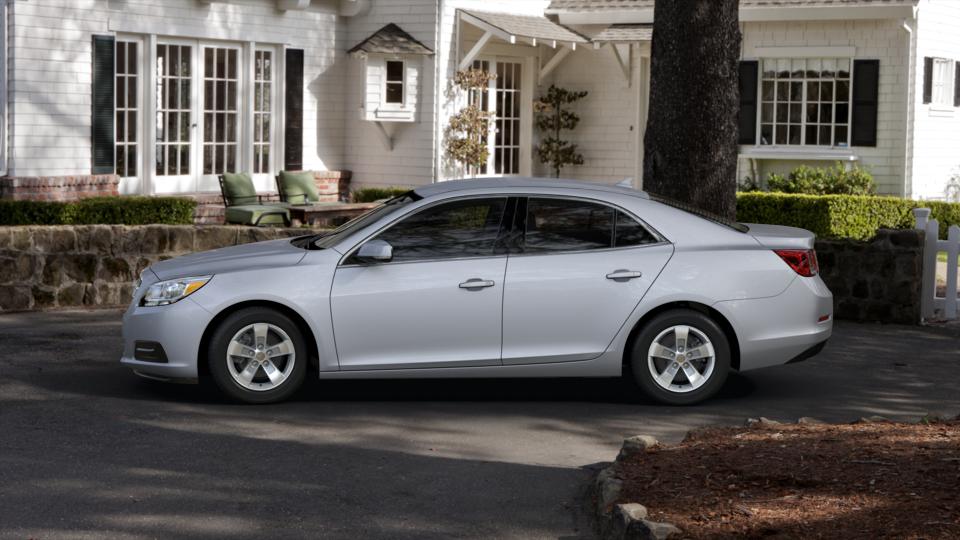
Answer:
(119, 297, 212, 381)
(714, 275, 833, 371)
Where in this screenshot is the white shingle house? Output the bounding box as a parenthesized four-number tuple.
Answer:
(0, 0, 958, 201)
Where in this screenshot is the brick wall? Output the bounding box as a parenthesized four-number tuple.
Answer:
(0, 175, 120, 201)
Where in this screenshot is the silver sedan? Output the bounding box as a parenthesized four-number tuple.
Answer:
(121, 178, 833, 405)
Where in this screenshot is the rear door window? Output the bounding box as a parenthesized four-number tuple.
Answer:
(523, 198, 614, 253)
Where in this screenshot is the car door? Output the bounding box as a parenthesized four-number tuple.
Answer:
(330, 197, 511, 370)
(501, 196, 673, 365)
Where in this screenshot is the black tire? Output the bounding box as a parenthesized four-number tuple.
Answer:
(629, 309, 730, 405)
(207, 307, 307, 404)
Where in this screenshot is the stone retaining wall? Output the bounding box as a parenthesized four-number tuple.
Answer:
(0, 226, 927, 323)
(0, 226, 308, 312)
(815, 229, 924, 324)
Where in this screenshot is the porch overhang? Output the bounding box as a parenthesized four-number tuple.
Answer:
(549, 2, 917, 25)
(457, 9, 588, 71)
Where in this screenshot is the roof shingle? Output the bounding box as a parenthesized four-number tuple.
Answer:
(461, 10, 588, 44)
(546, 0, 916, 12)
(348, 23, 433, 56)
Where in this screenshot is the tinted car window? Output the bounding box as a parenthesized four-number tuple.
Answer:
(374, 198, 507, 262)
(615, 211, 659, 247)
(524, 198, 614, 253)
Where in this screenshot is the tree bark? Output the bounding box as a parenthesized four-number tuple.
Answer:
(642, 0, 742, 220)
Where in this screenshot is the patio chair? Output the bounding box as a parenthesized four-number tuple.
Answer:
(218, 173, 291, 227)
(275, 170, 322, 205)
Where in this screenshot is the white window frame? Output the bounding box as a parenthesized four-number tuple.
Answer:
(383, 59, 405, 107)
(755, 57, 854, 149)
(115, 38, 144, 184)
(931, 57, 955, 109)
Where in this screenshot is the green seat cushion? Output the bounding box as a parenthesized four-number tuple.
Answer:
(278, 171, 319, 204)
(222, 172, 258, 206)
(224, 205, 290, 226)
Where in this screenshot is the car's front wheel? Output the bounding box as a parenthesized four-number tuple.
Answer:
(207, 307, 307, 404)
(629, 309, 730, 405)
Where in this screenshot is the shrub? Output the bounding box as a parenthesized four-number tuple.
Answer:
(351, 187, 409, 203)
(766, 163, 874, 195)
(736, 192, 960, 240)
(0, 197, 197, 226)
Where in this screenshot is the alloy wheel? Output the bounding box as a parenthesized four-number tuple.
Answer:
(646, 324, 716, 394)
(226, 323, 297, 392)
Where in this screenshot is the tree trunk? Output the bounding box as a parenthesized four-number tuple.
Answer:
(642, 0, 741, 220)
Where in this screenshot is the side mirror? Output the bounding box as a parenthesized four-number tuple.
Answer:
(356, 239, 393, 264)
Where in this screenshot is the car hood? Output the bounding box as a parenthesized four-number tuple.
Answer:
(149, 238, 308, 281)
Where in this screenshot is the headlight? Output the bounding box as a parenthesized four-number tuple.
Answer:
(141, 276, 212, 307)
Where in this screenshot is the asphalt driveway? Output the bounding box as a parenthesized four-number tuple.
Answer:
(1, 309, 958, 539)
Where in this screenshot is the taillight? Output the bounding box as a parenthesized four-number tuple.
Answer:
(775, 249, 819, 277)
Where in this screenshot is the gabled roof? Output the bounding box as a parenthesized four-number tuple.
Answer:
(546, 0, 916, 11)
(460, 10, 588, 46)
(348, 23, 433, 56)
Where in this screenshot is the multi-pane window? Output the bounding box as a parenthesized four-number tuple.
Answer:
(494, 61, 521, 175)
(470, 60, 491, 175)
(385, 60, 404, 104)
(932, 58, 956, 107)
(203, 47, 239, 175)
(760, 58, 851, 147)
(253, 50, 273, 174)
(155, 44, 192, 176)
(115, 41, 138, 178)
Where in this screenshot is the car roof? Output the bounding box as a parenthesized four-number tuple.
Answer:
(412, 177, 650, 199)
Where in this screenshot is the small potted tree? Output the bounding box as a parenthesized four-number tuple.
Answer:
(534, 85, 588, 178)
(445, 69, 497, 177)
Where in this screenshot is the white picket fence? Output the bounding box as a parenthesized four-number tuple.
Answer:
(914, 208, 960, 320)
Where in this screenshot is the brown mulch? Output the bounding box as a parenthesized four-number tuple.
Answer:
(615, 419, 960, 539)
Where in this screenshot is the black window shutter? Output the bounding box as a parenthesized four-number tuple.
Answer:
(738, 61, 759, 145)
(851, 60, 879, 147)
(954, 61, 960, 107)
(284, 48, 305, 171)
(91, 35, 116, 175)
(922, 56, 933, 104)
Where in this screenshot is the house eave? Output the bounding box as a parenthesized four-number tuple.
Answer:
(555, 4, 917, 25)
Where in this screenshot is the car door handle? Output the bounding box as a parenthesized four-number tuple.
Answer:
(606, 270, 643, 281)
(459, 278, 496, 290)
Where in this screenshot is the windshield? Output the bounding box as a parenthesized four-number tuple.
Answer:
(296, 192, 421, 250)
(648, 194, 749, 233)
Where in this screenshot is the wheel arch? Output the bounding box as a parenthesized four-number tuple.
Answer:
(622, 301, 741, 371)
(197, 300, 321, 380)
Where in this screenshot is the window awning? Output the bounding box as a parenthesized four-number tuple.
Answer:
(348, 23, 434, 56)
(459, 9, 588, 49)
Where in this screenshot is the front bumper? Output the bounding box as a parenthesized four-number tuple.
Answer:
(120, 296, 213, 381)
(714, 275, 833, 371)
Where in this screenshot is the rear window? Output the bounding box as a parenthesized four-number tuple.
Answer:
(649, 194, 750, 233)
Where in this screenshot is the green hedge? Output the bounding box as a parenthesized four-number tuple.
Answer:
(351, 187, 410, 203)
(736, 192, 960, 240)
(0, 197, 197, 226)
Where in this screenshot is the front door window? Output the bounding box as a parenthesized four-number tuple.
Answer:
(202, 46, 240, 179)
(472, 59, 524, 176)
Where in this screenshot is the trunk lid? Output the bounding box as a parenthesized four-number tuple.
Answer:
(743, 223, 816, 250)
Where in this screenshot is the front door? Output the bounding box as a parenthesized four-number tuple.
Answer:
(154, 42, 195, 193)
(330, 197, 511, 370)
(501, 197, 673, 365)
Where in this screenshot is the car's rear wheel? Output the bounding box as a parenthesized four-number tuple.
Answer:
(207, 307, 307, 404)
(629, 309, 730, 405)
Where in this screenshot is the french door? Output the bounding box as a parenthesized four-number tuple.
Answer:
(471, 58, 531, 177)
(147, 40, 277, 194)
